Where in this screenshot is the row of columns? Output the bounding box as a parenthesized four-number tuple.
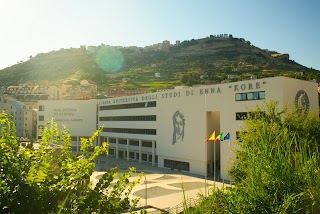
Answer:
(104, 137, 156, 166)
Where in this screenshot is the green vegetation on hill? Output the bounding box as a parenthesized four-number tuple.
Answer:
(0, 36, 319, 91)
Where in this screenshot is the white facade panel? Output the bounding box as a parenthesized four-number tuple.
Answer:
(37, 100, 98, 138)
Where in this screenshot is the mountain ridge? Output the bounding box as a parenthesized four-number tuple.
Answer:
(0, 35, 319, 91)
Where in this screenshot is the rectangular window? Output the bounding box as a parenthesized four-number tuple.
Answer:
(241, 93, 247, 100)
(164, 159, 189, 171)
(103, 128, 156, 135)
(236, 111, 265, 120)
(235, 91, 265, 101)
(142, 153, 148, 161)
(236, 112, 248, 120)
(253, 92, 259, 100)
(118, 139, 127, 145)
(129, 140, 139, 146)
(100, 101, 156, 111)
(99, 115, 156, 121)
(38, 115, 44, 121)
(142, 154, 148, 161)
(129, 152, 135, 159)
(108, 138, 116, 144)
(235, 94, 242, 101)
(247, 92, 253, 100)
(109, 149, 115, 156)
(142, 141, 152, 148)
(38, 125, 44, 131)
(39, 105, 44, 111)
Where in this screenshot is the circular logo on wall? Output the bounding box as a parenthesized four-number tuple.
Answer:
(294, 90, 310, 112)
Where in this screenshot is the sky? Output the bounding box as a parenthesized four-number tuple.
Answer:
(0, 0, 319, 70)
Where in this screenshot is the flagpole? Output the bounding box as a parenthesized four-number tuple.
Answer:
(214, 139, 216, 189)
(205, 142, 207, 197)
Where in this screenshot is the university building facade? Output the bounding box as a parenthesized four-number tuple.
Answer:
(37, 77, 319, 181)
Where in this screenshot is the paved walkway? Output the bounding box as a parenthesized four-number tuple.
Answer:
(91, 156, 230, 211)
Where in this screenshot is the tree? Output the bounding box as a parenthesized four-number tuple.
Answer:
(0, 112, 141, 213)
(189, 101, 320, 213)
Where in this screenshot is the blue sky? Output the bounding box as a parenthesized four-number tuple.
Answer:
(0, 0, 319, 70)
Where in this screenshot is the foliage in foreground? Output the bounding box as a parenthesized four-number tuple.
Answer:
(188, 101, 320, 213)
(0, 112, 141, 213)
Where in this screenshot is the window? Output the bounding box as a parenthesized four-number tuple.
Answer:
(103, 128, 156, 135)
(236, 111, 265, 120)
(129, 140, 139, 146)
(38, 125, 44, 131)
(235, 91, 265, 101)
(247, 92, 253, 100)
(108, 138, 116, 144)
(118, 139, 127, 145)
(129, 152, 135, 159)
(253, 92, 259, 100)
(142, 141, 152, 148)
(142, 154, 148, 161)
(99, 115, 156, 121)
(235, 94, 242, 101)
(100, 101, 156, 110)
(109, 149, 115, 156)
(39, 105, 44, 111)
(38, 115, 44, 121)
(236, 112, 248, 120)
(164, 159, 190, 171)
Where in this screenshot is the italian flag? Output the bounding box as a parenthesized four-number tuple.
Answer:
(215, 132, 224, 142)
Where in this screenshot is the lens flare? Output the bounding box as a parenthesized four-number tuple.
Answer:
(95, 46, 124, 72)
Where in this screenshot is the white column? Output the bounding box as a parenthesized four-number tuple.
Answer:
(127, 139, 130, 161)
(139, 140, 142, 163)
(152, 141, 155, 166)
(116, 138, 119, 159)
(97, 135, 101, 147)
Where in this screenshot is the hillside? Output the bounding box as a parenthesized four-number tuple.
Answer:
(0, 35, 319, 91)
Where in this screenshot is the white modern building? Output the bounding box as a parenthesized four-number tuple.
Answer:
(37, 100, 98, 152)
(97, 77, 318, 181)
(37, 77, 318, 181)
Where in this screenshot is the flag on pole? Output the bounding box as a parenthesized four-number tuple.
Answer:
(205, 131, 215, 142)
(215, 132, 224, 142)
(223, 132, 230, 141)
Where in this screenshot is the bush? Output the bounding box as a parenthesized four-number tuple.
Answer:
(190, 101, 320, 213)
(0, 112, 141, 213)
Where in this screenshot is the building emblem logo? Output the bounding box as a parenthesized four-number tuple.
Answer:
(172, 110, 185, 145)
